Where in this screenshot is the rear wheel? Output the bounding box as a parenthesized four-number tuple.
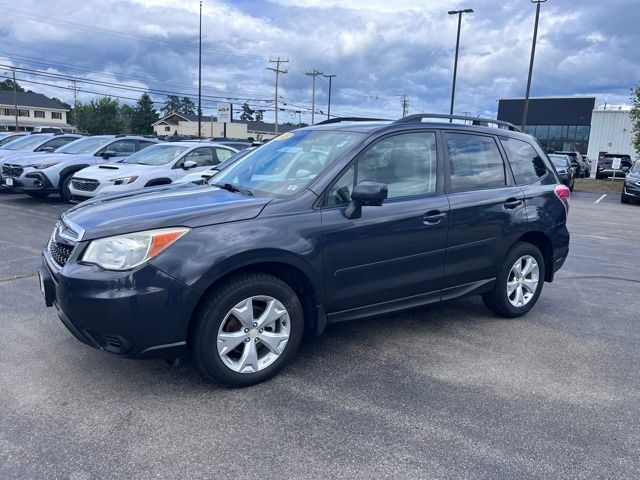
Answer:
(190, 272, 304, 387)
(482, 242, 545, 318)
(60, 174, 74, 202)
(27, 191, 50, 198)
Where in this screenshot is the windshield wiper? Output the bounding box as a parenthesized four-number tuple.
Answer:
(210, 182, 253, 196)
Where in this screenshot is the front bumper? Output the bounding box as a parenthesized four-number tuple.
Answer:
(40, 248, 202, 359)
(68, 181, 141, 200)
(1, 169, 56, 193)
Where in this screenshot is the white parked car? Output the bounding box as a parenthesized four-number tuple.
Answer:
(68, 141, 237, 201)
(174, 147, 256, 185)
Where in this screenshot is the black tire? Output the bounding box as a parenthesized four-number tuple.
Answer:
(482, 242, 546, 318)
(27, 191, 50, 198)
(190, 272, 304, 387)
(60, 174, 74, 202)
(621, 192, 630, 204)
(595, 173, 602, 180)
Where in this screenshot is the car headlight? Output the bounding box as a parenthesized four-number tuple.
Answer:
(82, 227, 189, 270)
(31, 161, 60, 169)
(111, 176, 138, 185)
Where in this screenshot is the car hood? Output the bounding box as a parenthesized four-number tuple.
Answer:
(74, 162, 160, 181)
(625, 172, 640, 183)
(7, 152, 89, 166)
(63, 183, 272, 241)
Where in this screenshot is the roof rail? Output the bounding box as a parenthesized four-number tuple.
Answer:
(315, 117, 391, 125)
(394, 113, 522, 132)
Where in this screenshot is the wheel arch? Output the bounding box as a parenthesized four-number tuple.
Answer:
(144, 177, 173, 187)
(515, 231, 554, 282)
(188, 253, 325, 343)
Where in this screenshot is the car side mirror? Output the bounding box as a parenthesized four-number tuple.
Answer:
(39, 146, 55, 153)
(183, 160, 198, 170)
(344, 181, 388, 219)
(101, 150, 118, 159)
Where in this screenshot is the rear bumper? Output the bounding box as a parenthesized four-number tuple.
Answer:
(40, 251, 202, 359)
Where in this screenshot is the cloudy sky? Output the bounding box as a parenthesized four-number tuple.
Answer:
(0, 0, 638, 124)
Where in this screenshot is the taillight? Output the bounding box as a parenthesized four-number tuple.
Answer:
(554, 184, 570, 215)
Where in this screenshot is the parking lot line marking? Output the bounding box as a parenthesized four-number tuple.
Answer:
(594, 194, 607, 203)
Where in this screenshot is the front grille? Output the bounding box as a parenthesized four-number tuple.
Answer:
(48, 220, 79, 268)
(49, 240, 74, 267)
(2, 164, 23, 177)
(71, 178, 99, 192)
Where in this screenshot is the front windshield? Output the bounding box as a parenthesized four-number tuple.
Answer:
(631, 161, 640, 174)
(57, 136, 113, 155)
(2, 135, 49, 151)
(0, 135, 24, 147)
(212, 130, 365, 196)
(121, 144, 189, 165)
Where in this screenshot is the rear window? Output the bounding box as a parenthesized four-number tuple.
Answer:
(447, 133, 505, 192)
(500, 136, 548, 185)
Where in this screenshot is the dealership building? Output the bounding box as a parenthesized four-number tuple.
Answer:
(497, 97, 636, 162)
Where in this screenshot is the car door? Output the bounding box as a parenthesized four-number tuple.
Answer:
(94, 139, 137, 164)
(172, 147, 215, 180)
(442, 132, 527, 296)
(320, 130, 449, 319)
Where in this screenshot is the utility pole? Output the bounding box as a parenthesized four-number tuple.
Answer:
(400, 94, 409, 117)
(323, 73, 336, 120)
(522, 0, 547, 130)
(12, 68, 18, 131)
(447, 8, 473, 122)
(72, 80, 78, 106)
(305, 69, 322, 125)
(197, 0, 203, 137)
(267, 57, 289, 134)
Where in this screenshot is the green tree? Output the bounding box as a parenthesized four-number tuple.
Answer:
(181, 97, 196, 115)
(240, 102, 254, 121)
(631, 82, 640, 156)
(0, 79, 26, 92)
(129, 93, 159, 134)
(74, 97, 126, 134)
(161, 95, 196, 116)
(255, 109, 264, 122)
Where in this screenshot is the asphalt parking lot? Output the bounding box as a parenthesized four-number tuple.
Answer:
(1, 191, 639, 479)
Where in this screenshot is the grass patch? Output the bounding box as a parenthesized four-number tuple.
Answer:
(573, 178, 624, 194)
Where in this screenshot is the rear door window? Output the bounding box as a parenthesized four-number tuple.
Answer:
(446, 133, 505, 192)
(499, 136, 549, 185)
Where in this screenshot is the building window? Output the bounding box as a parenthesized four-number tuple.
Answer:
(34, 110, 45, 118)
(51, 112, 63, 120)
(18, 109, 30, 117)
(165, 126, 171, 132)
(3, 108, 16, 116)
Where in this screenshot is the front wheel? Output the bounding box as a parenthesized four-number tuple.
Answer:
(60, 174, 74, 202)
(621, 192, 631, 204)
(482, 242, 545, 318)
(190, 272, 304, 387)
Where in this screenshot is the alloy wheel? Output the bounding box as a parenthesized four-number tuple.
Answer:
(216, 296, 291, 374)
(506, 255, 539, 308)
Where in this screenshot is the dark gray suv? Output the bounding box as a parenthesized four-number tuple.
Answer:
(39, 115, 570, 387)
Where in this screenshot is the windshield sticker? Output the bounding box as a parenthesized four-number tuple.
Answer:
(273, 132, 294, 141)
(286, 184, 299, 191)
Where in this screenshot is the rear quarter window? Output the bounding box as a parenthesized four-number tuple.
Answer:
(446, 133, 505, 192)
(500, 136, 550, 185)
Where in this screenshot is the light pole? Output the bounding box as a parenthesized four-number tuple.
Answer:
(197, 0, 202, 138)
(448, 8, 473, 122)
(323, 73, 336, 120)
(522, 0, 547, 130)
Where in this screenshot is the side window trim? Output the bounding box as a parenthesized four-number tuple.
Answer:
(443, 131, 511, 193)
(319, 129, 442, 208)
